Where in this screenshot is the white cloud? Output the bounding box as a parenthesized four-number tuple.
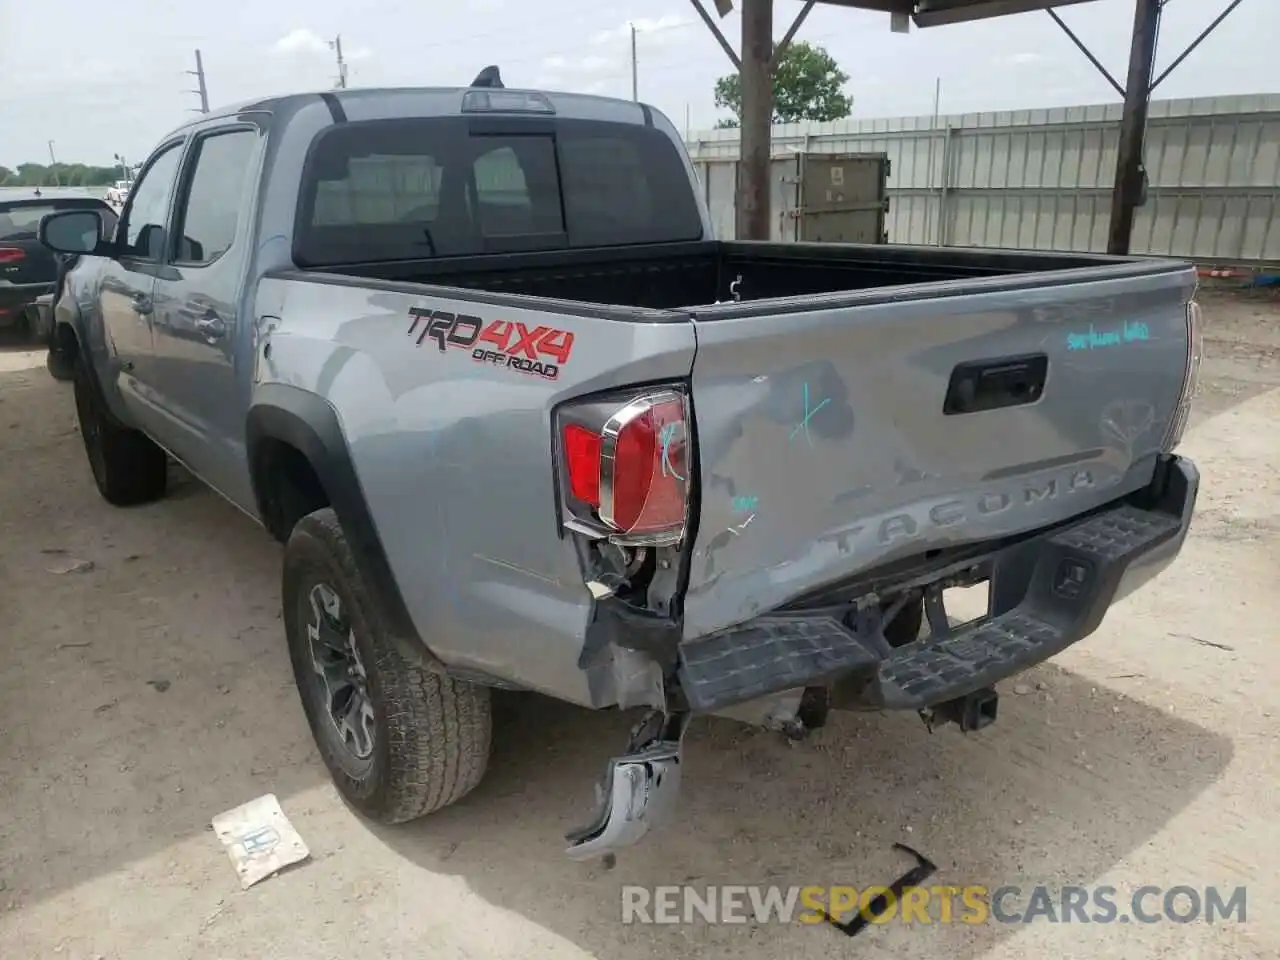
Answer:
(273, 28, 330, 55)
(592, 14, 689, 45)
(272, 29, 370, 64)
(1006, 52, 1044, 65)
(536, 11, 690, 87)
(540, 54, 616, 74)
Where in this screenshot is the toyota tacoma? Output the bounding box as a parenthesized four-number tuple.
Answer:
(38, 70, 1202, 860)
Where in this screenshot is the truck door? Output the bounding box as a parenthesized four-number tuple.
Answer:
(99, 142, 184, 427)
(148, 125, 262, 509)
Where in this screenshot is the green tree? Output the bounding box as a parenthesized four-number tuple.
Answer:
(713, 40, 852, 128)
(0, 162, 120, 187)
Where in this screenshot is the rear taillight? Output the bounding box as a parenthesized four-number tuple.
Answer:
(0, 246, 25, 263)
(558, 388, 692, 546)
(1162, 298, 1204, 452)
(563, 424, 603, 504)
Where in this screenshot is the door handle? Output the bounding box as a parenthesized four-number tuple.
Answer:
(943, 353, 1048, 416)
(131, 294, 153, 316)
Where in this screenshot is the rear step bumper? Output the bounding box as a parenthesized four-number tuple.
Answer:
(677, 455, 1199, 714)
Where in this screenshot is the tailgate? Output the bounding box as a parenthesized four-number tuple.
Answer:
(683, 266, 1196, 639)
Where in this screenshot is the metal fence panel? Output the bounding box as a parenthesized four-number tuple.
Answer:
(686, 94, 1280, 264)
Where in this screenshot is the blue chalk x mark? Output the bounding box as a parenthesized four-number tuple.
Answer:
(659, 422, 685, 481)
(1066, 321, 1151, 352)
(789, 383, 831, 445)
(731, 495, 759, 513)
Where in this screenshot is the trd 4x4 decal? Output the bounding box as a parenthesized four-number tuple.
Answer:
(407, 307, 574, 381)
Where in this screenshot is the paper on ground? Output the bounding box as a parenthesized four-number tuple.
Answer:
(212, 793, 310, 889)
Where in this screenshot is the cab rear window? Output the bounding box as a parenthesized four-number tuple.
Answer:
(294, 116, 704, 266)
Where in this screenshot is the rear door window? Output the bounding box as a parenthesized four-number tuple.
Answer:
(172, 128, 259, 265)
(295, 116, 703, 266)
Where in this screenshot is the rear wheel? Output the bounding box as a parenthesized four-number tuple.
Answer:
(47, 349, 75, 382)
(72, 355, 167, 505)
(282, 508, 492, 823)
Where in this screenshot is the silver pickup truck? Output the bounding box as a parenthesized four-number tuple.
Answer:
(38, 71, 1202, 860)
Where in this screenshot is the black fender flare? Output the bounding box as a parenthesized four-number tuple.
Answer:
(246, 382, 444, 672)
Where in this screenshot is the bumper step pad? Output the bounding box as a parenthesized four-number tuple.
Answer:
(678, 502, 1184, 714)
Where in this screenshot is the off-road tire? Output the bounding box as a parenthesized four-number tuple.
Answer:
(72, 354, 168, 505)
(47, 349, 75, 382)
(282, 507, 492, 824)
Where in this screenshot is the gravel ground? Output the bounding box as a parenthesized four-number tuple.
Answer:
(0, 288, 1276, 960)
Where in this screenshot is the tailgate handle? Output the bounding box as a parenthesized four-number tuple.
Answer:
(944, 352, 1047, 416)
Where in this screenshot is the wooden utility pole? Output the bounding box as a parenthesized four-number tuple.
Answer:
(738, 0, 774, 241)
(1106, 0, 1160, 255)
(187, 49, 210, 113)
(688, 0, 812, 241)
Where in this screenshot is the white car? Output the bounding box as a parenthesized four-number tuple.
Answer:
(104, 180, 133, 208)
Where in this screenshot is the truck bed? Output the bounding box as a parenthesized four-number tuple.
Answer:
(270, 236, 1197, 654)
(303, 240, 1165, 314)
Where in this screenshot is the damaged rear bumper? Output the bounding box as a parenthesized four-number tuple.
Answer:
(676, 454, 1199, 714)
(564, 455, 1197, 861)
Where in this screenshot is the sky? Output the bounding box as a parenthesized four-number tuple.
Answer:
(0, 0, 1275, 168)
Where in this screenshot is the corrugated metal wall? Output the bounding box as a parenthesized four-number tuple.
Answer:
(686, 94, 1280, 264)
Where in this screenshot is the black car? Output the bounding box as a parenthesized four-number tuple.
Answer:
(0, 195, 117, 340)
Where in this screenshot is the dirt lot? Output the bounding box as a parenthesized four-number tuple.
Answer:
(0, 289, 1277, 960)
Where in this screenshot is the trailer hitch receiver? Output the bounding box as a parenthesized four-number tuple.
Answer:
(925, 687, 999, 732)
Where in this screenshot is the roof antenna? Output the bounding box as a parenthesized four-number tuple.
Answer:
(471, 65, 503, 89)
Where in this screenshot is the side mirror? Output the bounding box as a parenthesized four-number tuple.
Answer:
(178, 235, 205, 262)
(39, 210, 106, 256)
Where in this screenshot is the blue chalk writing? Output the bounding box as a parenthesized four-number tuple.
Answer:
(731, 495, 759, 513)
(238, 826, 281, 857)
(659, 422, 685, 481)
(1066, 321, 1151, 351)
(789, 382, 831, 445)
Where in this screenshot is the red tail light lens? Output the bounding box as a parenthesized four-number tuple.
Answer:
(563, 424, 603, 505)
(0, 247, 25, 263)
(559, 389, 691, 546)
